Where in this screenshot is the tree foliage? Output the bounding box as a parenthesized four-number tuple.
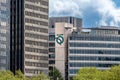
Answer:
(0, 70, 49, 80)
(73, 65, 120, 80)
(49, 67, 63, 80)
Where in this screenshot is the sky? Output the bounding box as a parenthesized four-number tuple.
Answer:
(49, 0, 120, 28)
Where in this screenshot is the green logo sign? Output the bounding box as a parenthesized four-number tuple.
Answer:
(56, 34, 64, 45)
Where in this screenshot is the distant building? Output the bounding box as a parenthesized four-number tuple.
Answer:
(0, 0, 10, 70)
(49, 17, 82, 30)
(68, 26, 120, 80)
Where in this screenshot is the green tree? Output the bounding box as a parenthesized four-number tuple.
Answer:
(73, 65, 120, 80)
(15, 70, 27, 80)
(49, 67, 63, 80)
(31, 73, 49, 80)
(73, 67, 102, 80)
(0, 70, 16, 80)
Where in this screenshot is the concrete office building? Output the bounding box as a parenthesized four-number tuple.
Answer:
(68, 26, 120, 80)
(49, 17, 82, 80)
(0, 0, 10, 70)
(49, 22, 74, 80)
(55, 22, 74, 80)
(49, 17, 82, 71)
(10, 0, 49, 76)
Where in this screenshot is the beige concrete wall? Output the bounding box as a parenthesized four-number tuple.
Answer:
(55, 23, 73, 79)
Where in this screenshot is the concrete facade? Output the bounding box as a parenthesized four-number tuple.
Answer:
(10, 0, 49, 76)
(55, 23, 74, 80)
(24, 0, 49, 76)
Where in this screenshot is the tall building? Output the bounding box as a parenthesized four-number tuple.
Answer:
(10, 0, 49, 76)
(0, 0, 10, 70)
(68, 27, 120, 80)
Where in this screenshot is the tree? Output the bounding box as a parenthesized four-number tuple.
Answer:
(73, 67, 102, 80)
(31, 73, 49, 80)
(49, 67, 63, 80)
(0, 70, 16, 80)
(73, 65, 120, 80)
(15, 70, 27, 80)
(0, 70, 49, 80)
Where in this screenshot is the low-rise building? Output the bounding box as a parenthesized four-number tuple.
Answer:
(68, 26, 120, 80)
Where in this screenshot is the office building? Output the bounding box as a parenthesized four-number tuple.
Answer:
(49, 17, 82, 70)
(49, 17, 82, 80)
(0, 0, 10, 70)
(10, 0, 49, 76)
(49, 22, 74, 80)
(49, 23, 74, 80)
(55, 22, 74, 80)
(68, 26, 120, 80)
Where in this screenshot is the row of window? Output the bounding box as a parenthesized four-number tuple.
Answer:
(25, 18, 48, 26)
(0, 36, 6, 41)
(25, 33, 48, 40)
(49, 43, 55, 47)
(49, 48, 55, 52)
(69, 50, 120, 54)
(25, 62, 48, 67)
(25, 11, 48, 19)
(69, 56, 120, 61)
(69, 69, 78, 74)
(25, 55, 48, 60)
(25, 69, 42, 74)
(49, 60, 55, 64)
(0, 51, 6, 56)
(25, 4, 48, 13)
(49, 35, 55, 41)
(25, 25, 48, 33)
(49, 54, 55, 58)
(69, 43, 120, 48)
(69, 63, 117, 67)
(70, 35, 120, 41)
(25, 0, 48, 6)
(25, 40, 48, 47)
(25, 47, 48, 54)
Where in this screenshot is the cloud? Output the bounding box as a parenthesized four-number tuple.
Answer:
(49, 0, 120, 27)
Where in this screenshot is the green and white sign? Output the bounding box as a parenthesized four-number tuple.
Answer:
(56, 34, 64, 45)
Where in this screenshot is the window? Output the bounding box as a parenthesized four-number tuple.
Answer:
(49, 35, 55, 41)
(49, 54, 55, 58)
(49, 48, 55, 52)
(49, 60, 55, 64)
(49, 43, 55, 47)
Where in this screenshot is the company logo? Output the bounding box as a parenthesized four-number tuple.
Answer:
(56, 34, 64, 45)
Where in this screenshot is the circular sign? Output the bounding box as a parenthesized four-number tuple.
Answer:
(56, 35, 64, 45)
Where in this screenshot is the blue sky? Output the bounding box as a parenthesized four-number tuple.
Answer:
(49, 0, 120, 28)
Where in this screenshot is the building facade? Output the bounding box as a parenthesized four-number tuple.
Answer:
(55, 22, 74, 80)
(10, 0, 49, 76)
(0, 0, 10, 70)
(68, 27, 120, 80)
(49, 17, 82, 71)
(49, 17, 82, 30)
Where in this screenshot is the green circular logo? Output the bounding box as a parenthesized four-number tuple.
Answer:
(56, 35, 64, 45)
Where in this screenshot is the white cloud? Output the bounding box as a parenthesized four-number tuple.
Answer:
(50, 0, 120, 27)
